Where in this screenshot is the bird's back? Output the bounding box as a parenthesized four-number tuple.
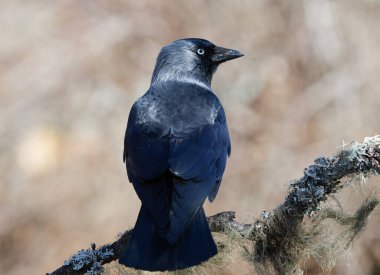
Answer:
(124, 81, 229, 183)
(134, 81, 222, 136)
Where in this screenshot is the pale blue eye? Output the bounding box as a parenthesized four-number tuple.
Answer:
(197, 48, 205, 55)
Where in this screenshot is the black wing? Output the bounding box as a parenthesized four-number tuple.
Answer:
(123, 100, 172, 232)
(166, 107, 230, 242)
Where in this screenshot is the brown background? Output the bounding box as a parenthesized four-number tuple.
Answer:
(0, 1, 379, 274)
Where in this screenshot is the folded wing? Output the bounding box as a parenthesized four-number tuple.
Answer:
(166, 109, 230, 242)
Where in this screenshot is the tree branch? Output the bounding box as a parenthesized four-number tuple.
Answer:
(48, 136, 380, 275)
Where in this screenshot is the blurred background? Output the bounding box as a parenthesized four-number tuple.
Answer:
(0, 0, 379, 274)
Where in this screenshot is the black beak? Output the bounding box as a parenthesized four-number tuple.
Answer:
(212, 46, 244, 63)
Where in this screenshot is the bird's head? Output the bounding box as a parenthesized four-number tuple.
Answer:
(151, 38, 243, 88)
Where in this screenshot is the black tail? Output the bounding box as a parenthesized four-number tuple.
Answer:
(119, 205, 217, 271)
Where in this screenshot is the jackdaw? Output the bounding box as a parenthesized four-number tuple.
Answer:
(119, 38, 243, 271)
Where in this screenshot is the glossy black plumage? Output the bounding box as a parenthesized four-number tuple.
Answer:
(119, 38, 242, 271)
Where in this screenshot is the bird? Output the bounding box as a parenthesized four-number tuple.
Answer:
(119, 38, 243, 271)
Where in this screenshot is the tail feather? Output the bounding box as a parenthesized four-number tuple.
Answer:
(119, 205, 217, 271)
